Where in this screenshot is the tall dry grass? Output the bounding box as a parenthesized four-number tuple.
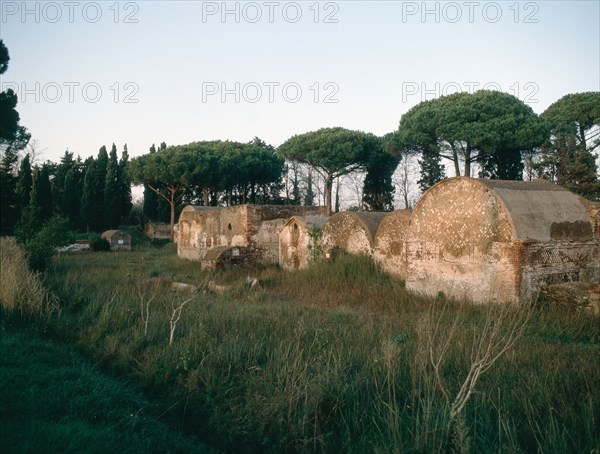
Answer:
(0, 237, 57, 318)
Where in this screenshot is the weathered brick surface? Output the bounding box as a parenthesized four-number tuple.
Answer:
(405, 177, 598, 303)
(321, 212, 387, 257)
(177, 205, 324, 265)
(279, 216, 329, 270)
(373, 210, 412, 279)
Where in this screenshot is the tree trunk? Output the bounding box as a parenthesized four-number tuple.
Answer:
(452, 144, 461, 177)
(324, 175, 333, 216)
(335, 177, 340, 213)
(169, 192, 176, 243)
(464, 143, 472, 177)
(579, 124, 587, 151)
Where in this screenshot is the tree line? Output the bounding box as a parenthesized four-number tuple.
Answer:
(389, 90, 599, 197)
(0, 144, 133, 236)
(1, 38, 598, 243)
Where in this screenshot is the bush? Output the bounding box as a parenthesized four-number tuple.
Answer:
(22, 217, 73, 272)
(89, 235, 111, 252)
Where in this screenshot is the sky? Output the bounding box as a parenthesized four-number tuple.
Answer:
(1, 0, 599, 166)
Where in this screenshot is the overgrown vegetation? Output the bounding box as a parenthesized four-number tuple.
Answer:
(0, 328, 212, 453)
(2, 242, 599, 453)
(15, 216, 73, 271)
(0, 237, 58, 317)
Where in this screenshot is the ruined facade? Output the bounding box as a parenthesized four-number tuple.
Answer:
(373, 209, 412, 279)
(143, 223, 172, 240)
(405, 177, 599, 303)
(580, 198, 600, 239)
(321, 212, 387, 258)
(177, 204, 324, 265)
(279, 216, 329, 270)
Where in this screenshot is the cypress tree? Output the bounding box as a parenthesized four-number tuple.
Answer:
(37, 164, 53, 222)
(0, 147, 18, 233)
(117, 144, 132, 223)
(17, 166, 44, 241)
(15, 153, 32, 221)
(418, 145, 446, 192)
(63, 167, 81, 229)
(80, 157, 95, 232)
(104, 144, 120, 228)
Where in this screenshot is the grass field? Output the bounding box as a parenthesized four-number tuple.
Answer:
(1, 238, 599, 453)
(0, 327, 212, 453)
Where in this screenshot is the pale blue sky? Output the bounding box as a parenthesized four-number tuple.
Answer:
(1, 1, 598, 163)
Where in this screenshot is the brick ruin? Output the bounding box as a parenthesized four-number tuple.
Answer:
(279, 215, 329, 270)
(404, 178, 599, 303)
(176, 179, 599, 304)
(373, 209, 412, 279)
(177, 204, 324, 267)
(321, 212, 388, 258)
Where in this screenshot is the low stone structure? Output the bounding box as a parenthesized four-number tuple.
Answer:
(279, 216, 329, 270)
(405, 177, 599, 303)
(373, 209, 412, 279)
(200, 245, 251, 270)
(321, 211, 387, 258)
(101, 230, 132, 251)
(177, 204, 324, 265)
(144, 223, 172, 240)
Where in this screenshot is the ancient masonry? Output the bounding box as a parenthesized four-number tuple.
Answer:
(373, 209, 412, 280)
(176, 178, 599, 304)
(143, 222, 172, 240)
(177, 204, 324, 268)
(404, 177, 599, 303)
(279, 215, 329, 270)
(321, 211, 388, 258)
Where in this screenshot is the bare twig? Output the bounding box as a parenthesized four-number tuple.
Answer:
(137, 283, 158, 336)
(424, 299, 532, 445)
(165, 296, 195, 345)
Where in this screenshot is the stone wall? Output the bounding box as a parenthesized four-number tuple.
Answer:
(405, 177, 598, 303)
(143, 223, 171, 240)
(279, 216, 329, 270)
(321, 212, 387, 257)
(373, 210, 412, 279)
(177, 204, 324, 264)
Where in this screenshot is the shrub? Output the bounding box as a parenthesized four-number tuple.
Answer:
(89, 234, 111, 252)
(22, 217, 73, 272)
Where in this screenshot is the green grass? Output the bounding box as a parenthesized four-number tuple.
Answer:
(3, 241, 600, 453)
(0, 326, 212, 453)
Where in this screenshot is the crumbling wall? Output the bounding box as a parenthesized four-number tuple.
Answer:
(249, 207, 325, 264)
(253, 219, 285, 264)
(177, 204, 325, 265)
(579, 198, 600, 239)
(177, 207, 220, 260)
(321, 212, 387, 257)
(201, 245, 252, 269)
(373, 210, 412, 279)
(218, 205, 248, 247)
(144, 223, 171, 240)
(101, 230, 132, 252)
(279, 216, 329, 270)
(405, 177, 598, 303)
